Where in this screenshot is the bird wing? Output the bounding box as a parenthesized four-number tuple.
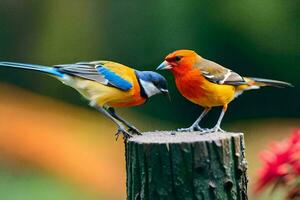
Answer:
(195, 58, 247, 85)
(55, 61, 133, 91)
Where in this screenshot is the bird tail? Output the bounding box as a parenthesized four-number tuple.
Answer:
(0, 61, 64, 78)
(235, 77, 293, 97)
(244, 77, 293, 88)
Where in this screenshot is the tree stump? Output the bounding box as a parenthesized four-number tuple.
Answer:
(125, 131, 248, 200)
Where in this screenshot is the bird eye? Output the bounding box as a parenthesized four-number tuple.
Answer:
(175, 56, 182, 62)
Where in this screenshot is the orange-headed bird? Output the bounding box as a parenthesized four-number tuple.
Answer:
(157, 49, 292, 133)
(0, 60, 169, 138)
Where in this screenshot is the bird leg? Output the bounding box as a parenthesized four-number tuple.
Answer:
(206, 105, 227, 133)
(178, 107, 211, 132)
(107, 107, 141, 135)
(94, 106, 133, 140)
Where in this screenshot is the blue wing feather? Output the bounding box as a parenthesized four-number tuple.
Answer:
(97, 67, 132, 91)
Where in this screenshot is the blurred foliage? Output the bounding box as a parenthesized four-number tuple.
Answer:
(0, 165, 100, 200)
(0, 0, 299, 126)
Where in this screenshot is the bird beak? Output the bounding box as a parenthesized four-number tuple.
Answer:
(160, 89, 171, 101)
(156, 61, 172, 70)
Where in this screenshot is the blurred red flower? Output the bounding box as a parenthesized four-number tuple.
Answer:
(255, 130, 300, 193)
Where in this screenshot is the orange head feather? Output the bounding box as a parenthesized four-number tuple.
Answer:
(157, 49, 202, 75)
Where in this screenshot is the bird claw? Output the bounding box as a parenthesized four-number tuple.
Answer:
(203, 126, 226, 133)
(115, 128, 133, 141)
(196, 126, 210, 132)
(127, 126, 142, 135)
(177, 125, 207, 132)
(199, 128, 210, 133)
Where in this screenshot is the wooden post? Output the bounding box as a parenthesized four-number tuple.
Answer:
(125, 131, 248, 200)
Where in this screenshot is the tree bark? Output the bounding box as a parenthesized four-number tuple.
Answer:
(125, 131, 248, 200)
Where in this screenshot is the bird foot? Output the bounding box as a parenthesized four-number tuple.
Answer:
(115, 128, 133, 141)
(177, 125, 206, 132)
(203, 126, 226, 133)
(127, 126, 142, 135)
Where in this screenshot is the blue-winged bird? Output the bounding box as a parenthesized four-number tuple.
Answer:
(0, 60, 169, 138)
(157, 49, 293, 133)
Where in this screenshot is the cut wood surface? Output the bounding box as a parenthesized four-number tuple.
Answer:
(125, 131, 248, 200)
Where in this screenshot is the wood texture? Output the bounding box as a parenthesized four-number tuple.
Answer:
(125, 131, 248, 200)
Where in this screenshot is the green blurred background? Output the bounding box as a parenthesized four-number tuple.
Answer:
(0, 1, 299, 199)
